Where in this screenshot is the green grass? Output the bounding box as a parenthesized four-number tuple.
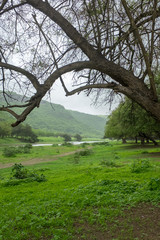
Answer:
(37, 136, 64, 144)
(0, 144, 81, 164)
(0, 141, 160, 240)
(0, 137, 23, 145)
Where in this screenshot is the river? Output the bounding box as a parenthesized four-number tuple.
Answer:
(32, 140, 104, 147)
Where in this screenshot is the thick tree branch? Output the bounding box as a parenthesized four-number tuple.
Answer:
(0, 1, 27, 15)
(121, 0, 157, 100)
(66, 82, 118, 96)
(32, 14, 69, 94)
(0, 61, 96, 126)
(1, 0, 160, 126)
(44, 61, 96, 91)
(0, 61, 40, 90)
(26, 0, 139, 88)
(0, 107, 19, 119)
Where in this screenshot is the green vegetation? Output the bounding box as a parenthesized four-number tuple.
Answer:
(12, 124, 38, 143)
(105, 97, 160, 144)
(0, 140, 160, 240)
(0, 92, 106, 138)
(3, 144, 32, 157)
(0, 116, 38, 143)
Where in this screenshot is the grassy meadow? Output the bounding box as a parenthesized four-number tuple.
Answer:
(0, 139, 160, 240)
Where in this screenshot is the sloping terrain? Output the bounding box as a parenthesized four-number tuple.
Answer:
(0, 93, 107, 137)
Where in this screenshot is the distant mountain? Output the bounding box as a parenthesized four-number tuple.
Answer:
(0, 92, 107, 137)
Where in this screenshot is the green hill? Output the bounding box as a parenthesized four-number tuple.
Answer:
(0, 93, 107, 137)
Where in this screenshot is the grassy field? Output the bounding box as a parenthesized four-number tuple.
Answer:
(0, 140, 160, 240)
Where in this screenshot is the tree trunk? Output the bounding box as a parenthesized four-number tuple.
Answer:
(135, 137, 138, 144)
(139, 132, 158, 146)
(122, 137, 127, 144)
(140, 137, 145, 145)
(28, 0, 160, 123)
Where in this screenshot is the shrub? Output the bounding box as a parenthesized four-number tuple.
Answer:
(73, 152, 80, 164)
(3, 147, 17, 157)
(3, 144, 32, 157)
(61, 142, 72, 147)
(23, 143, 32, 153)
(148, 178, 160, 191)
(100, 159, 117, 167)
(32, 173, 46, 182)
(12, 163, 28, 179)
(130, 159, 151, 173)
(11, 163, 46, 182)
(78, 149, 93, 156)
(92, 142, 109, 146)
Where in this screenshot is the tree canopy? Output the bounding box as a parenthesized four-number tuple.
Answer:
(12, 123, 38, 142)
(0, 0, 160, 126)
(105, 98, 160, 144)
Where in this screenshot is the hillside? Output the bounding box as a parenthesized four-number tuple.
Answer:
(0, 93, 107, 137)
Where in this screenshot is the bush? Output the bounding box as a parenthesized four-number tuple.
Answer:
(61, 142, 72, 147)
(148, 178, 160, 190)
(11, 163, 46, 182)
(12, 163, 28, 179)
(73, 152, 80, 164)
(31, 173, 46, 182)
(3, 144, 32, 157)
(23, 143, 32, 153)
(3, 147, 17, 157)
(78, 149, 93, 156)
(100, 159, 117, 167)
(130, 159, 151, 173)
(92, 142, 109, 146)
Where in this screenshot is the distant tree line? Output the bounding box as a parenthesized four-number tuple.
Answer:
(0, 120, 82, 143)
(12, 124, 38, 143)
(105, 98, 160, 145)
(0, 121, 38, 143)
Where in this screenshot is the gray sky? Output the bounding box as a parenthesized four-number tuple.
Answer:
(49, 80, 118, 116)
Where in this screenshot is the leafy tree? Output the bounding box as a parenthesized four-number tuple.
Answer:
(0, 121, 11, 138)
(105, 107, 129, 143)
(0, 1, 160, 126)
(62, 134, 72, 142)
(12, 124, 38, 142)
(74, 134, 82, 141)
(105, 98, 160, 144)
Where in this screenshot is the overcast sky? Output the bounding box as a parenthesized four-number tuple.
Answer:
(48, 79, 118, 116)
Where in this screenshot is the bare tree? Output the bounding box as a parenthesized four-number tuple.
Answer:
(0, 0, 160, 126)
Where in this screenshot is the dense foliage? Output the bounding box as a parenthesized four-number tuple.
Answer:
(105, 98, 160, 144)
(0, 116, 38, 142)
(12, 124, 38, 142)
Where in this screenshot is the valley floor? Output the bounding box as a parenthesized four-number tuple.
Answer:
(0, 140, 160, 240)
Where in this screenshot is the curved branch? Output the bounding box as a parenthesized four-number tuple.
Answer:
(0, 107, 19, 119)
(0, 61, 40, 90)
(66, 82, 118, 96)
(0, 2, 27, 15)
(121, 0, 157, 100)
(44, 61, 96, 90)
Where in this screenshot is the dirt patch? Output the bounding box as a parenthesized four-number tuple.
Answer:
(74, 203, 160, 240)
(0, 149, 86, 169)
